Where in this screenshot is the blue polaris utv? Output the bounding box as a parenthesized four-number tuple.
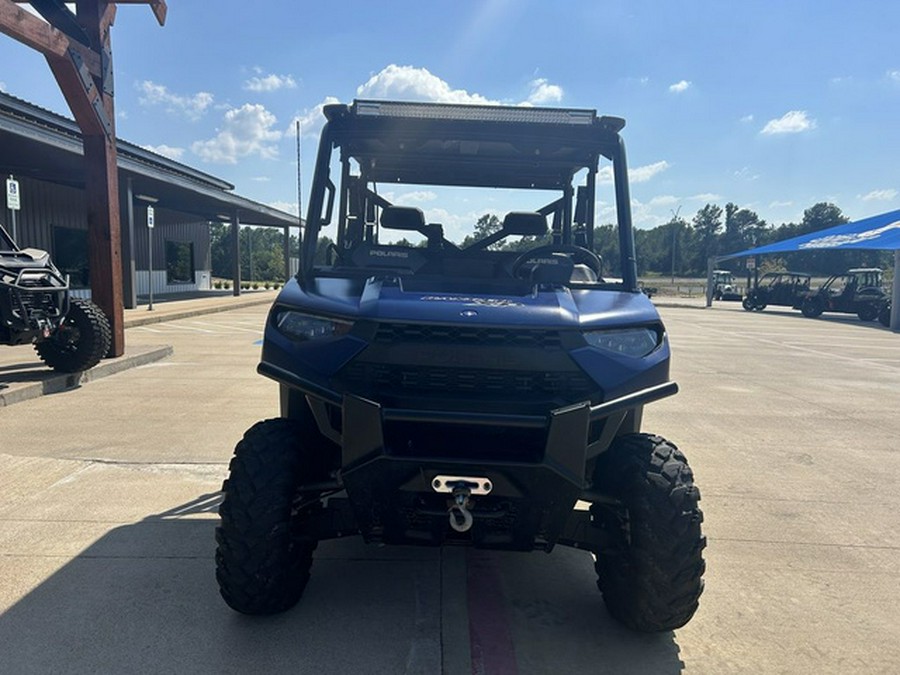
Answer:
(215, 100, 705, 632)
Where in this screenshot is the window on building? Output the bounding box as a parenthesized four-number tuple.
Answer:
(52, 226, 89, 288)
(165, 240, 195, 284)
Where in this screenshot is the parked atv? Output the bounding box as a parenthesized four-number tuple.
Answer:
(215, 100, 706, 633)
(0, 222, 111, 372)
(799, 268, 887, 321)
(742, 271, 811, 312)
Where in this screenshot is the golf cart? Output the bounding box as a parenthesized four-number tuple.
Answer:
(712, 269, 741, 301)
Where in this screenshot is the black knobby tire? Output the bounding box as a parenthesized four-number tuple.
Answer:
(34, 297, 111, 373)
(590, 433, 706, 632)
(215, 418, 327, 615)
(801, 297, 823, 318)
(741, 297, 755, 312)
(856, 304, 878, 322)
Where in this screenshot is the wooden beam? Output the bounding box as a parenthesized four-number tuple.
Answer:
(104, 0, 165, 26)
(0, 0, 69, 56)
(83, 132, 125, 355)
(4, 0, 166, 357)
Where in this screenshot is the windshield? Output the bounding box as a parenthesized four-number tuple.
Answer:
(300, 99, 638, 290)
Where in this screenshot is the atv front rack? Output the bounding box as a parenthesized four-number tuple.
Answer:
(0, 265, 69, 339)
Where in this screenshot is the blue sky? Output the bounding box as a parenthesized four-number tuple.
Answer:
(2, 0, 899, 232)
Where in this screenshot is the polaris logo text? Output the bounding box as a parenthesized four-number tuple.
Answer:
(370, 250, 409, 258)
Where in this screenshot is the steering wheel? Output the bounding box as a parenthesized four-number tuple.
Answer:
(510, 244, 603, 279)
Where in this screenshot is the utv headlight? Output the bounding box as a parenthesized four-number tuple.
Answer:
(274, 311, 351, 342)
(583, 327, 660, 357)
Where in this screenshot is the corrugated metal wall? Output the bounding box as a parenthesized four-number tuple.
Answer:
(3, 175, 211, 295)
(3, 176, 86, 250)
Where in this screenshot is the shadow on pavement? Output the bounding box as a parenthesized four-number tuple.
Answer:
(0, 493, 441, 675)
(0, 493, 685, 674)
(490, 546, 685, 674)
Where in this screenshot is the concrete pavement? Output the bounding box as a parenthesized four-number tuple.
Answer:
(0, 297, 898, 673)
(0, 290, 277, 407)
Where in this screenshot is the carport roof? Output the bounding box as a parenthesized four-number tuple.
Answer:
(721, 209, 900, 259)
(0, 91, 299, 228)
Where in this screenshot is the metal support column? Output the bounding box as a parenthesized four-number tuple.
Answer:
(230, 211, 241, 296)
(891, 250, 900, 332)
(122, 177, 137, 309)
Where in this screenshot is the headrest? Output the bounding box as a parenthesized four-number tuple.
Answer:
(502, 212, 548, 236)
(381, 206, 425, 231)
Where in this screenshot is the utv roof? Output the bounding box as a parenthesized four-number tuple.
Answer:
(321, 99, 626, 190)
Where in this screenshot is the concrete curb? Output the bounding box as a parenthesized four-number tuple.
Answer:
(124, 296, 274, 328)
(0, 345, 173, 408)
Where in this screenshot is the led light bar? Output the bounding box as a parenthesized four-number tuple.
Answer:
(354, 99, 596, 125)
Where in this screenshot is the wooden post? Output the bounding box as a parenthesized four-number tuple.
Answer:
(79, 0, 124, 355)
(1, 0, 167, 357)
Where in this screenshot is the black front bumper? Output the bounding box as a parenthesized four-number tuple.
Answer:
(320, 382, 677, 551)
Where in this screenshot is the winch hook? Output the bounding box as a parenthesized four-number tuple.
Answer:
(448, 485, 474, 533)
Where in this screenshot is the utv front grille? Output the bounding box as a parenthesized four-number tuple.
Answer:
(341, 362, 594, 399)
(373, 324, 562, 349)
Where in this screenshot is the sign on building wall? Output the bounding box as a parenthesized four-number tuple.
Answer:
(147, 205, 155, 228)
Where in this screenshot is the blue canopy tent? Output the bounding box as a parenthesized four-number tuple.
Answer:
(711, 209, 900, 330)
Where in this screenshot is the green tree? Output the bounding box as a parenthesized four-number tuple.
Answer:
(720, 203, 766, 272)
(460, 213, 503, 249)
(691, 203, 723, 273)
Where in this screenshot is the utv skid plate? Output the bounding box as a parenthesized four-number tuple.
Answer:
(304, 382, 677, 553)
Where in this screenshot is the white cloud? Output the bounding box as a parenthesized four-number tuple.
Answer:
(669, 80, 691, 94)
(527, 78, 563, 105)
(289, 67, 565, 141)
(269, 200, 299, 216)
(136, 80, 213, 121)
(629, 198, 672, 228)
(760, 110, 816, 135)
(649, 195, 679, 207)
(382, 190, 438, 204)
(287, 96, 341, 139)
(597, 160, 670, 185)
(191, 104, 282, 164)
(860, 189, 897, 202)
(251, 176, 271, 182)
(734, 166, 759, 181)
(689, 193, 722, 202)
(631, 161, 671, 183)
(740, 114, 754, 123)
(243, 73, 297, 92)
(769, 200, 794, 208)
(357, 64, 496, 104)
(887, 70, 900, 83)
(141, 143, 185, 161)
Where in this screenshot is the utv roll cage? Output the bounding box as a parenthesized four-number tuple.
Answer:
(299, 99, 639, 291)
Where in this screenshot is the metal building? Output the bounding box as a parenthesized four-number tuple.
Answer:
(0, 91, 299, 308)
